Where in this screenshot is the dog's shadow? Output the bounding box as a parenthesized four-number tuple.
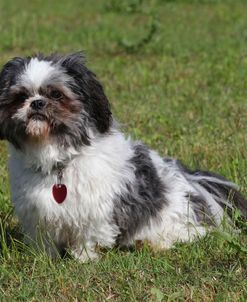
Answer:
(0, 210, 24, 255)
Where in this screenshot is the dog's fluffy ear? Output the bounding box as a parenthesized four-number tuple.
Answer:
(0, 57, 28, 140)
(60, 52, 112, 133)
(0, 57, 27, 93)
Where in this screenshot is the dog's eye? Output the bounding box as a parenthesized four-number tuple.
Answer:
(15, 93, 28, 102)
(50, 90, 63, 100)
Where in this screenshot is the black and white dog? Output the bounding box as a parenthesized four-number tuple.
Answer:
(0, 52, 246, 261)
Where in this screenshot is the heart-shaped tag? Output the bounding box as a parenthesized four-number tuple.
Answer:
(52, 184, 67, 204)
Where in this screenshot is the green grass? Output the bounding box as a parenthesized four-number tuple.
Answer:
(1, 0, 247, 300)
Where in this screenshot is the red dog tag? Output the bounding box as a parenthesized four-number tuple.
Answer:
(52, 184, 67, 204)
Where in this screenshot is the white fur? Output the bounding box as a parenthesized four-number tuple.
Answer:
(21, 58, 55, 89)
(9, 131, 135, 260)
(19, 58, 72, 92)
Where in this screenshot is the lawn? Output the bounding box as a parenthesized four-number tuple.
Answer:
(0, 0, 247, 301)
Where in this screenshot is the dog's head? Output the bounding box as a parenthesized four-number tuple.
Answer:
(0, 52, 112, 149)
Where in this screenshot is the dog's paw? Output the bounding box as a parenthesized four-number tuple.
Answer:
(70, 247, 99, 262)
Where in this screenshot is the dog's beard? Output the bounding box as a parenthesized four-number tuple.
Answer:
(26, 117, 50, 140)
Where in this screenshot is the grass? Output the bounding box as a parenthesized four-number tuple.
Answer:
(0, 0, 247, 300)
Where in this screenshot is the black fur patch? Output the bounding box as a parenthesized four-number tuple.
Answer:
(199, 179, 247, 221)
(186, 193, 215, 225)
(52, 121, 90, 149)
(0, 57, 30, 142)
(0, 57, 30, 94)
(178, 160, 247, 222)
(113, 144, 167, 245)
(47, 52, 112, 134)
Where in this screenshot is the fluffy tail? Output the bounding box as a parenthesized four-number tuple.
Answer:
(179, 163, 247, 227)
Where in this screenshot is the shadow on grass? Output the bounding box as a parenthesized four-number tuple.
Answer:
(0, 210, 24, 256)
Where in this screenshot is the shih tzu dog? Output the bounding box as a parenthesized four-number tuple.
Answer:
(0, 52, 246, 261)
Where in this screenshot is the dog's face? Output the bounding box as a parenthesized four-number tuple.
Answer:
(0, 52, 112, 149)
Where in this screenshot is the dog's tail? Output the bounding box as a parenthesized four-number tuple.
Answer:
(180, 163, 247, 226)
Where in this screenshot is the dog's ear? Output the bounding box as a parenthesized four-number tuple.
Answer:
(0, 57, 27, 93)
(60, 52, 112, 133)
(0, 57, 28, 140)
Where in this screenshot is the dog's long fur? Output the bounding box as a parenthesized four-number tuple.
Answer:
(0, 52, 246, 261)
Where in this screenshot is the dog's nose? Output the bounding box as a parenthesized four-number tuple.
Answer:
(30, 99, 46, 110)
